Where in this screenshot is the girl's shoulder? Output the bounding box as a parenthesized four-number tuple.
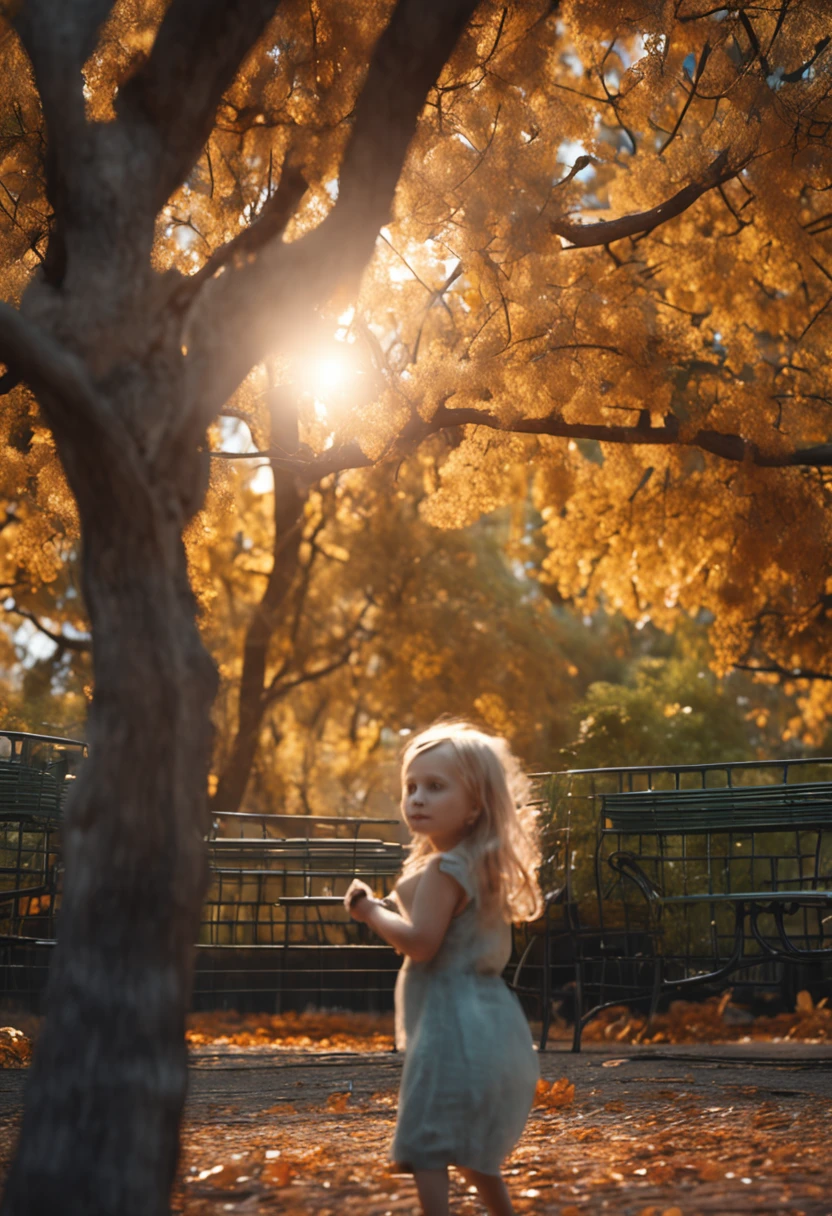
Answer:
(436, 844, 477, 903)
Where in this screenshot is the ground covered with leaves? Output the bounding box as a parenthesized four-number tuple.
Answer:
(182, 988, 832, 1053)
(171, 1041, 830, 1215)
(1, 1004, 830, 1214)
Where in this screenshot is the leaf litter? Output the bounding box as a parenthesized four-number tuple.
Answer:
(1, 1002, 830, 1213)
(4, 992, 832, 1064)
(166, 1061, 831, 1216)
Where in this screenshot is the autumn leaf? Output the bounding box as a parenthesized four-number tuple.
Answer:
(0, 1028, 32, 1069)
(795, 989, 814, 1014)
(203, 1164, 238, 1189)
(261, 1159, 293, 1188)
(534, 1077, 575, 1109)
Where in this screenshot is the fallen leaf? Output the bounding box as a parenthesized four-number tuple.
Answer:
(796, 989, 814, 1014)
(0, 1027, 32, 1069)
(533, 1077, 575, 1109)
(326, 1091, 351, 1113)
(261, 1159, 292, 1187)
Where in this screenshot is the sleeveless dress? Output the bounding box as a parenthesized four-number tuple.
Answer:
(391, 845, 539, 1176)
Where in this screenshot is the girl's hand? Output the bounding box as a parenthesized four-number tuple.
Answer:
(344, 879, 374, 922)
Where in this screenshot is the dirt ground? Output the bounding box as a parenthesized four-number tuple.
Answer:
(1, 1029, 830, 1215)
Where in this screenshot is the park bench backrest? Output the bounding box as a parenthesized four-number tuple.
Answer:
(201, 836, 405, 947)
(594, 775, 832, 917)
(0, 759, 63, 819)
(601, 782, 832, 834)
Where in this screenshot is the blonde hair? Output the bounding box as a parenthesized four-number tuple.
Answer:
(400, 721, 543, 923)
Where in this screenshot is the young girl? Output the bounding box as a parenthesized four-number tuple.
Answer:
(345, 721, 542, 1216)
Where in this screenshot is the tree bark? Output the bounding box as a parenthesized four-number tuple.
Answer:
(1, 457, 217, 1216)
(0, 6, 482, 1212)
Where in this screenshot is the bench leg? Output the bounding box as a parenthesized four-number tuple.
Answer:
(539, 995, 552, 1052)
(539, 921, 552, 1051)
(648, 955, 662, 1024)
(571, 961, 584, 1053)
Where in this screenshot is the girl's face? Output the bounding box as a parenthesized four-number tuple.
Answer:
(403, 742, 479, 851)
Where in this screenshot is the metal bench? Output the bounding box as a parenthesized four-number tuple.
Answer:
(198, 823, 405, 1009)
(602, 781, 832, 973)
(200, 832, 405, 948)
(0, 733, 87, 947)
(0, 735, 405, 1011)
(523, 759, 832, 1052)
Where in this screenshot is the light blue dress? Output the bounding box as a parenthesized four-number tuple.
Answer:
(391, 845, 539, 1175)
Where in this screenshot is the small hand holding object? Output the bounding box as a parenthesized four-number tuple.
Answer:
(344, 879, 374, 922)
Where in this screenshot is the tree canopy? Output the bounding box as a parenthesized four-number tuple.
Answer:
(3, 1, 832, 678)
(1, 3, 832, 1211)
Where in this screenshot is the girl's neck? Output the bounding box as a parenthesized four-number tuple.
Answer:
(425, 826, 471, 853)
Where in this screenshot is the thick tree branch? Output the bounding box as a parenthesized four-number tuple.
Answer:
(15, 1, 118, 283)
(182, 0, 480, 436)
(0, 302, 151, 515)
(550, 150, 745, 248)
(0, 301, 107, 438)
(16, 0, 116, 69)
(116, 0, 284, 213)
(212, 401, 832, 481)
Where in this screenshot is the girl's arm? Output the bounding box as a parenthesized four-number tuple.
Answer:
(345, 857, 464, 963)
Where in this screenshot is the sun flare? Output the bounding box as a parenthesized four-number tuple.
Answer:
(300, 351, 353, 401)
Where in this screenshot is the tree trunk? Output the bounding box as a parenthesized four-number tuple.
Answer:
(1, 474, 217, 1216)
(211, 389, 305, 818)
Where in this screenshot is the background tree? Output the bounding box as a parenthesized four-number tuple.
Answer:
(1, 2, 832, 1213)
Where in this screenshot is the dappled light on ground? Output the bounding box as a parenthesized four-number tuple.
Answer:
(1, 1019, 829, 1213)
(169, 1053, 830, 1214)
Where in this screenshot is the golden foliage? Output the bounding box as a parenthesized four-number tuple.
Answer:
(3, 0, 832, 744)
